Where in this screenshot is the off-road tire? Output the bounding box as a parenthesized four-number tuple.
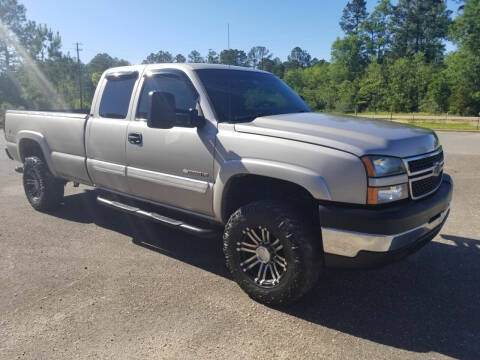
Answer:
(223, 200, 321, 306)
(23, 156, 64, 211)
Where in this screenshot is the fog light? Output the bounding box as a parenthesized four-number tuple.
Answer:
(367, 184, 408, 204)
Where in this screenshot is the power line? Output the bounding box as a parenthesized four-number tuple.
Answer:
(74, 42, 83, 110)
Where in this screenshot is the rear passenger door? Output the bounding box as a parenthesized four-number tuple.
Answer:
(85, 70, 140, 193)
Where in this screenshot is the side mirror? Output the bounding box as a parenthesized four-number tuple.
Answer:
(147, 91, 176, 129)
(188, 103, 206, 128)
(175, 102, 205, 128)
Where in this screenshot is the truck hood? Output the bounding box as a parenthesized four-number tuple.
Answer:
(234, 113, 439, 158)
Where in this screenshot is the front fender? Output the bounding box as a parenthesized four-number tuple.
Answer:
(212, 158, 331, 222)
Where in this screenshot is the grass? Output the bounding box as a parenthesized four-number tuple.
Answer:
(406, 120, 479, 131)
(358, 111, 441, 117)
(322, 111, 480, 131)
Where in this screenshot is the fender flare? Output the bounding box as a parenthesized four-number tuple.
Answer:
(213, 158, 331, 222)
(17, 130, 57, 176)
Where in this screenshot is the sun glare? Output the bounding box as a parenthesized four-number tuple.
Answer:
(0, 19, 68, 110)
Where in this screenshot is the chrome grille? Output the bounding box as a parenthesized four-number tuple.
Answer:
(403, 148, 444, 199)
(408, 151, 444, 173)
(411, 172, 443, 198)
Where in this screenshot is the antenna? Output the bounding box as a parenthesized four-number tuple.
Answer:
(227, 23, 230, 50)
(74, 42, 83, 110)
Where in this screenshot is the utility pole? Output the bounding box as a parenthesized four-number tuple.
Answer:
(74, 42, 83, 110)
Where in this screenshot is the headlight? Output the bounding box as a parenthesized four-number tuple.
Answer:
(367, 184, 409, 204)
(361, 156, 406, 177)
(362, 155, 408, 204)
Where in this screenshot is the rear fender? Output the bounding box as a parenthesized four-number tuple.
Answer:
(17, 130, 57, 176)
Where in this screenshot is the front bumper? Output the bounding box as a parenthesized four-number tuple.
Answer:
(320, 174, 453, 269)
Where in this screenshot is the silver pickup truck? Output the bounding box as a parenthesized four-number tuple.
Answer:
(4, 63, 452, 305)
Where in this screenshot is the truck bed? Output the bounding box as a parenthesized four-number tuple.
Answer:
(4, 110, 91, 184)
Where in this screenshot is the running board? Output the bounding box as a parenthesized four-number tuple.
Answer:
(96, 196, 219, 238)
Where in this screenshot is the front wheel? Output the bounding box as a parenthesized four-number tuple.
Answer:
(23, 156, 64, 211)
(223, 200, 321, 306)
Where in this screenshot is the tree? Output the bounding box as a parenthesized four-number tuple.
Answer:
(87, 53, 129, 74)
(386, 57, 418, 112)
(293, 61, 336, 111)
(335, 79, 360, 112)
(424, 70, 450, 112)
(247, 46, 272, 69)
(29, 24, 61, 61)
(361, 0, 393, 59)
(2, 0, 480, 117)
(85, 53, 129, 104)
(445, 50, 480, 115)
(219, 49, 248, 66)
(0, 0, 32, 72)
(358, 61, 387, 112)
(206, 49, 219, 64)
(262, 57, 285, 77)
(450, 0, 480, 55)
(283, 68, 304, 93)
(446, 0, 480, 115)
(188, 50, 204, 63)
(390, 0, 452, 62)
(174, 54, 186, 63)
(142, 51, 173, 64)
(340, 0, 368, 34)
(287, 47, 311, 68)
(330, 34, 368, 82)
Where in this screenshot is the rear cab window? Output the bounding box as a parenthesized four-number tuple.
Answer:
(99, 72, 138, 119)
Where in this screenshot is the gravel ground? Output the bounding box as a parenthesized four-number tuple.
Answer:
(1, 132, 479, 360)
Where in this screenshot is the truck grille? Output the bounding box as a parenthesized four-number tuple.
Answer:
(408, 150, 444, 173)
(403, 148, 444, 200)
(411, 172, 443, 198)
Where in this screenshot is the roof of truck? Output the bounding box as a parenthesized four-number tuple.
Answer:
(104, 63, 268, 76)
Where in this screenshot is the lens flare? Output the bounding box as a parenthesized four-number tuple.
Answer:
(0, 19, 68, 110)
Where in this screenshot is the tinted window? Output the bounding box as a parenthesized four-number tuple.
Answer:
(137, 74, 197, 119)
(99, 77, 137, 119)
(195, 69, 310, 122)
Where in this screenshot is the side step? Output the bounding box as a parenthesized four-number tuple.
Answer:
(96, 196, 219, 238)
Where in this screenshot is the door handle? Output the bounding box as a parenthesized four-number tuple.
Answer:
(128, 133, 143, 145)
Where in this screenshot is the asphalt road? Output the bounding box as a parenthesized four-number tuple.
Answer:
(1, 132, 479, 360)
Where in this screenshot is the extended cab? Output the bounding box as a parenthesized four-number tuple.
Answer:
(4, 64, 452, 305)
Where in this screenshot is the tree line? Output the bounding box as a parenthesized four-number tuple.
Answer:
(1, 0, 479, 116)
(284, 0, 480, 116)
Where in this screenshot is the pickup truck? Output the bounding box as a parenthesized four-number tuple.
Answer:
(4, 63, 453, 305)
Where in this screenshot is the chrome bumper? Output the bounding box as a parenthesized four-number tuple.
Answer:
(322, 207, 450, 258)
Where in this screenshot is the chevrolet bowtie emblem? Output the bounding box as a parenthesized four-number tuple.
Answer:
(432, 162, 442, 176)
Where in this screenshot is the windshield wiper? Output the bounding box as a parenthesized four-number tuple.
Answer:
(231, 109, 311, 123)
(232, 112, 277, 123)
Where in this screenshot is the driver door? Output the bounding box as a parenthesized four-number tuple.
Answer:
(125, 69, 216, 216)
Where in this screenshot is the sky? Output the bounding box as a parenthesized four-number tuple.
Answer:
(21, 0, 459, 65)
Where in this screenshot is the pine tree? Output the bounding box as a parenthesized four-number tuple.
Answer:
(390, 0, 452, 62)
(188, 50, 204, 63)
(340, 0, 368, 34)
(362, 0, 393, 59)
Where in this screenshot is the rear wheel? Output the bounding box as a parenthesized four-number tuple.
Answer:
(23, 156, 64, 211)
(223, 200, 321, 305)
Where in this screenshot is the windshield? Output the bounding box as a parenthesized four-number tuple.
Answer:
(195, 69, 311, 123)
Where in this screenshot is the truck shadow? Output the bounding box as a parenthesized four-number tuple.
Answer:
(53, 190, 480, 359)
